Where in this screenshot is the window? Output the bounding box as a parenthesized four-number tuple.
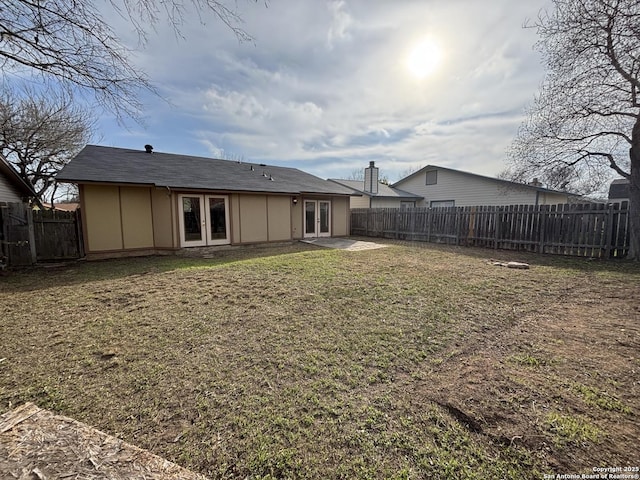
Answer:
(430, 200, 455, 208)
(425, 170, 437, 185)
(400, 201, 415, 209)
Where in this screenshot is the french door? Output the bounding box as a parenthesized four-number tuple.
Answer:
(304, 200, 331, 238)
(178, 194, 230, 247)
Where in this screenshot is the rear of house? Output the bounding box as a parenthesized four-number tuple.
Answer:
(56, 145, 353, 259)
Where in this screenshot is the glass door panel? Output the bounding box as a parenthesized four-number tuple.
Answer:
(319, 201, 330, 236)
(208, 197, 226, 240)
(305, 201, 316, 237)
(206, 195, 230, 245)
(179, 195, 206, 247)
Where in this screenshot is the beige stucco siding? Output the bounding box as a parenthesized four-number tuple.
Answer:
(538, 192, 571, 205)
(120, 187, 154, 249)
(151, 188, 174, 248)
(230, 194, 241, 244)
(396, 168, 570, 207)
(238, 194, 268, 243)
(267, 196, 292, 241)
(349, 195, 370, 209)
(291, 199, 303, 239)
(0, 173, 23, 203)
(83, 185, 123, 251)
(332, 196, 350, 236)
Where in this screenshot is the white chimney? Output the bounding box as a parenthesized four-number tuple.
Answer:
(364, 161, 379, 194)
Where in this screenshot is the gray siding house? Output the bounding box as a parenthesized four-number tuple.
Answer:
(0, 154, 36, 203)
(393, 165, 579, 207)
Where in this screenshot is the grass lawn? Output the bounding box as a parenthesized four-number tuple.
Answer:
(1, 241, 639, 479)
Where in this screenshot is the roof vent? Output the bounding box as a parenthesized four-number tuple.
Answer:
(144, 144, 153, 154)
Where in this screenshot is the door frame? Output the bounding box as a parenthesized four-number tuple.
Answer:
(303, 199, 331, 238)
(178, 194, 230, 247)
(205, 195, 231, 246)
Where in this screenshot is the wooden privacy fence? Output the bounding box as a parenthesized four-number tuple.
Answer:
(32, 209, 84, 261)
(351, 202, 631, 258)
(0, 202, 37, 266)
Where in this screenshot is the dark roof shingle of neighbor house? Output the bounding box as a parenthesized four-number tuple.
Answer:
(56, 145, 354, 196)
(328, 179, 422, 199)
(608, 178, 629, 200)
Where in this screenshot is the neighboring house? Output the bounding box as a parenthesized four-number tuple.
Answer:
(608, 178, 629, 203)
(56, 145, 354, 258)
(0, 154, 36, 203)
(393, 165, 580, 207)
(330, 161, 423, 209)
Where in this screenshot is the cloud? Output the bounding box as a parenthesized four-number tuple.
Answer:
(93, 0, 550, 182)
(327, 1, 354, 49)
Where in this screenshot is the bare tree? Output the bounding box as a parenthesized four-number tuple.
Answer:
(0, 0, 256, 122)
(347, 168, 364, 181)
(504, 0, 640, 259)
(0, 87, 94, 204)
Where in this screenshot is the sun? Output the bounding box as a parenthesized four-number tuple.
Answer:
(406, 38, 443, 79)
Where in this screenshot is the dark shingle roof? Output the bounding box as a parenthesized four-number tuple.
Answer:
(328, 179, 422, 199)
(608, 178, 629, 200)
(56, 145, 353, 196)
(0, 153, 37, 198)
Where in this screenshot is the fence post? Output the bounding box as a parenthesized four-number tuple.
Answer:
(395, 209, 400, 239)
(411, 208, 416, 241)
(538, 205, 547, 254)
(26, 207, 37, 264)
(75, 208, 85, 258)
(366, 209, 370, 236)
(494, 208, 500, 250)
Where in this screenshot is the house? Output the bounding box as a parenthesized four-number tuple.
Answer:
(608, 178, 629, 203)
(55, 145, 354, 258)
(392, 164, 580, 207)
(329, 161, 423, 209)
(0, 154, 36, 203)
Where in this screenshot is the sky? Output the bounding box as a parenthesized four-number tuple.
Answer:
(96, 0, 552, 183)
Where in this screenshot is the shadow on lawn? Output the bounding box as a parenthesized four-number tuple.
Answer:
(366, 237, 640, 275)
(2, 238, 636, 293)
(0, 242, 318, 292)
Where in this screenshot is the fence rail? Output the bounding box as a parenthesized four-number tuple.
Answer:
(351, 202, 630, 258)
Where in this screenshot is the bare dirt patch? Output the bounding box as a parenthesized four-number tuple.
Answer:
(1, 241, 638, 479)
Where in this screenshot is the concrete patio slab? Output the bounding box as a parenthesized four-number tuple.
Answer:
(301, 237, 388, 251)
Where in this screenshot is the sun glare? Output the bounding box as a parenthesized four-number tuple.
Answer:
(406, 38, 443, 79)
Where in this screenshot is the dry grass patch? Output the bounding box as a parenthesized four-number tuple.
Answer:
(1, 241, 638, 479)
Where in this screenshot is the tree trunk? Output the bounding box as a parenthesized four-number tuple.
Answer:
(628, 116, 640, 261)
